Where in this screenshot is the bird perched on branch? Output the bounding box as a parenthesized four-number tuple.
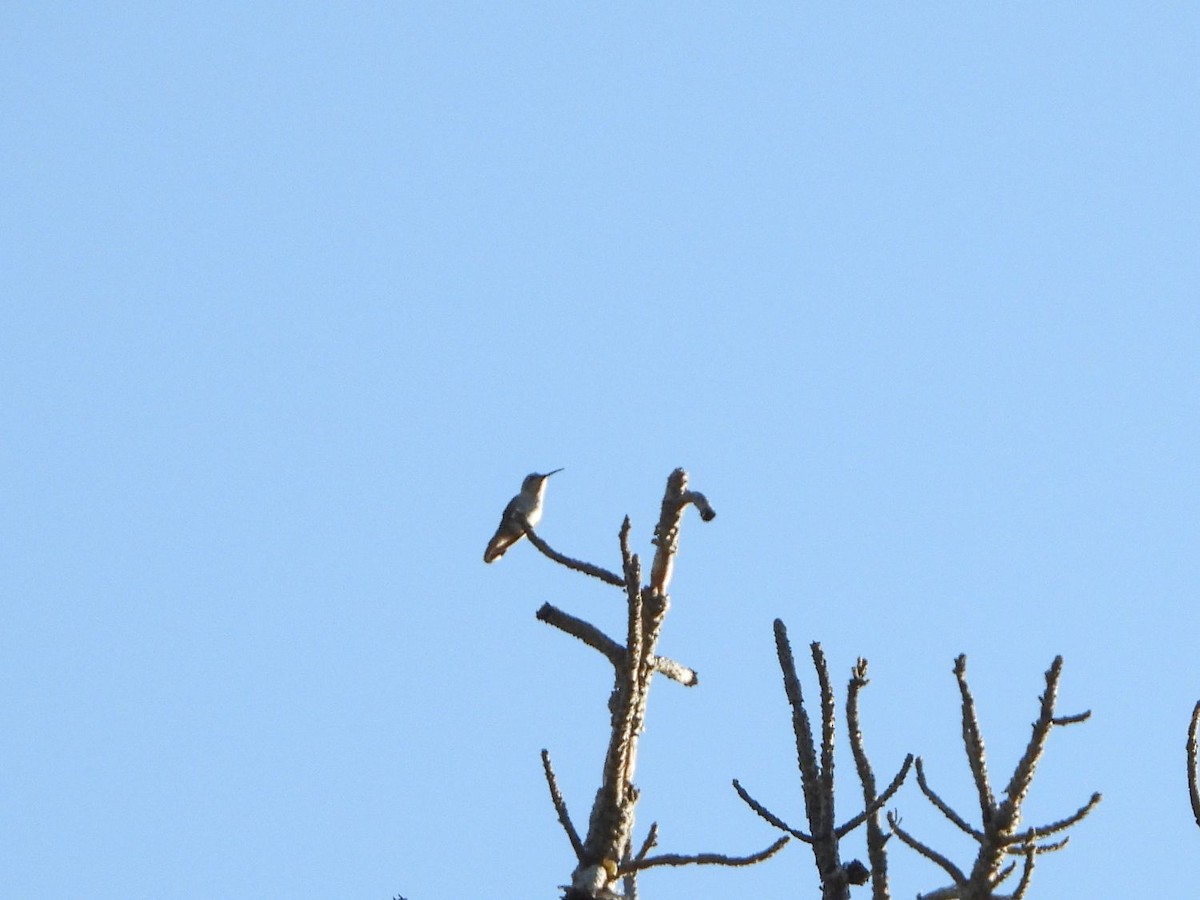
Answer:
(483, 468, 563, 563)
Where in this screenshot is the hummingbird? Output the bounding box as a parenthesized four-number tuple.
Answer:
(483, 468, 564, 563)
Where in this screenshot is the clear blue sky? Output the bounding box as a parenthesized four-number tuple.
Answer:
(3, 4, 1197, 898)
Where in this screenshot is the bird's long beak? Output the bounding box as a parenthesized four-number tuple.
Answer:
(542, 468, 564, 478)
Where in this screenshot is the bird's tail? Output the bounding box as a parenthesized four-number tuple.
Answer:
(483, 536, 508, 563)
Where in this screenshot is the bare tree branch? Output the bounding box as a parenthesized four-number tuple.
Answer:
(774, 621, 823, 836)
(622, 835, 790, 873)
(632, 822, 659, 864)
(813, 642, 837, 840)
(522, 522, 625, 587)
(1051, 712, 1091, 726)
(1010, 844, 1036, 900)
(899, 656, 1100, 899)
(998, 657, 1085, 819)
(543, 749, 584, 860)
(651, 655, 699, 687)
(889, 811, 966, 886)
(577, 521, 645, 884)
(648, 468, 714, 593)
(846, 658, 892, 899)
(535, 603, 697, 686)
(681, 489, 717, 522)
(1004, 835, 1069, 856)
(953, 655, 995, 824)
(915, 756, 983, 840)
(835, 753, 913, 839)
(989, 859, 1018, 890)
(735, 623, 900, 899)
(1008, 792, 1102, 845)
(536, 603, 624, 667)
(1188, 700, 1200, 831)
(732, 778, 812, 842)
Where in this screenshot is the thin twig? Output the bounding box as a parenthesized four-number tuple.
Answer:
(1051, 711, 1091, 726)
(632, 823, 659, 863)
(989, 859, 1017, 889)
(915, 757, 983, 840)
(622, 836, 790, 873)
(1005, 835, 1069, 855)
(1008, 792, 1102, 844)
(834, 754, 913, 838)
(888, 812, 966, 885)
(543, 749, 584, 860)
(523, 523, 625, 587)
(732, 778, 811, 842)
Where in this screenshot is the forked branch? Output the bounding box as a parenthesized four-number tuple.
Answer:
(734, 620, 911, 900)
(900, 655, 1100, 899)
